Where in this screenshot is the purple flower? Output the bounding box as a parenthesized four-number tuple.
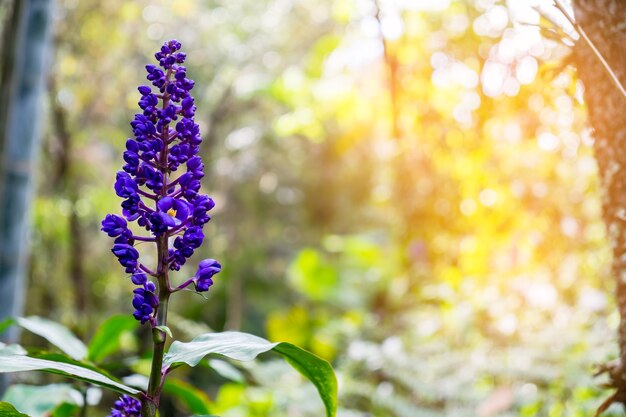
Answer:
(168, 143, 191, 171)
(150, 197, 190, 235)
(182, 226, 204, 248)
(138, 85, 151, 95)
(179, 173, 201, 200)
(170, 226, 205, 270)
(195, 259, 221, 292)
(120, 195, 141, 221)
(157, 197, 190, 225)
(181, 96, 196, 117)
(132, 282, 158, 324)
(107, 394, 141, 417)
(102, 40, 221, 324)
(114, 172, 139, 199)
(187, 156, 204, 179)
(112, 244, 139, 273)
(192, 195, 215, 225)
(101, 214, 130, 238)
(130, 114, 156, 140)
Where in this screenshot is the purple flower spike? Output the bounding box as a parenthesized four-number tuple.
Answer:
(101, 40, 221, 325)
(107, 394, 141, 417)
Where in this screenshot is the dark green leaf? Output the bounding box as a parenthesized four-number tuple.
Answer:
(87, 314, 137, 363)
(16, 317, 87, 360)
(273, 343, 337, 416)
(0, 402, 31, 417)
(163, 332, 337, 417)
(163, 378, 212, 413)
(0, 354, 139, 395)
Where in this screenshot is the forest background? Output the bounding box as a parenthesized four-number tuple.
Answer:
(0, 0, 618, 416)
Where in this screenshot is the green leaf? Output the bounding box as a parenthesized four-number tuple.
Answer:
(156, 325, 173, 339)
(273, 343, 337, 413)
(0, 343, 27, 356)
(0, 354, 140, 395)
(51, 403, 80, 417)
(29, 352, 120, 381)
(0, 318, 15, 335)
(0, 402, 31, 417)
(289, 249, 338, 301)
(208, 359, 244, 383)
(16, 317, 87, 360)
(163, 378, 212, 413)
(163, 332, 337, 417)
(2, 384, 80, 417)
(87, 314, 137, 363)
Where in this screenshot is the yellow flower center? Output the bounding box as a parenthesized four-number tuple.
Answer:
(167, 208, 177, 217)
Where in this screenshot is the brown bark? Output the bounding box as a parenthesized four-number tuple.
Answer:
(572, 0, 626, 406)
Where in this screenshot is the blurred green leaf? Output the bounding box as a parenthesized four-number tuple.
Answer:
(289, 248, 338, 301)
(16, 316, 87, 360)
(2, 384, 81, 417)
(208, 359, 245, 383)
(163, 331, 337, 417)
(163, 378, 212, 413)
(306, 34, 341, 78)
(0, 318, 14, 335)
(87, 314, 137, 363)
(0, 342, 27, 356)
(0, 402, 30, 417)
(51, 403, 80, 417)
(0, 354, 139, 395)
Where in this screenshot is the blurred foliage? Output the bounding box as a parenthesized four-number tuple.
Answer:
(0, 0, 622, 415)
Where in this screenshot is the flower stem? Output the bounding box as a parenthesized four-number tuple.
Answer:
(171, 277, 194, 292)
(141, 67, 174, 417)
(141, 239, 171, 415)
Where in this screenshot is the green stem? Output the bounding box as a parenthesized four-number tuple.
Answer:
(80, 386, 87, 417)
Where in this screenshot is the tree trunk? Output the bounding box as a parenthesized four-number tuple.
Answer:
(572, 0, 626, 406)
(0, 0, 54, 339)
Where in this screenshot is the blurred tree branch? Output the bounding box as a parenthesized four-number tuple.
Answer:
(373, 0, 401, 140)
(47, 73, 87, 316)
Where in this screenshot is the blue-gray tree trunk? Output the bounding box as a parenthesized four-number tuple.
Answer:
(0, 0, 54, 350)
